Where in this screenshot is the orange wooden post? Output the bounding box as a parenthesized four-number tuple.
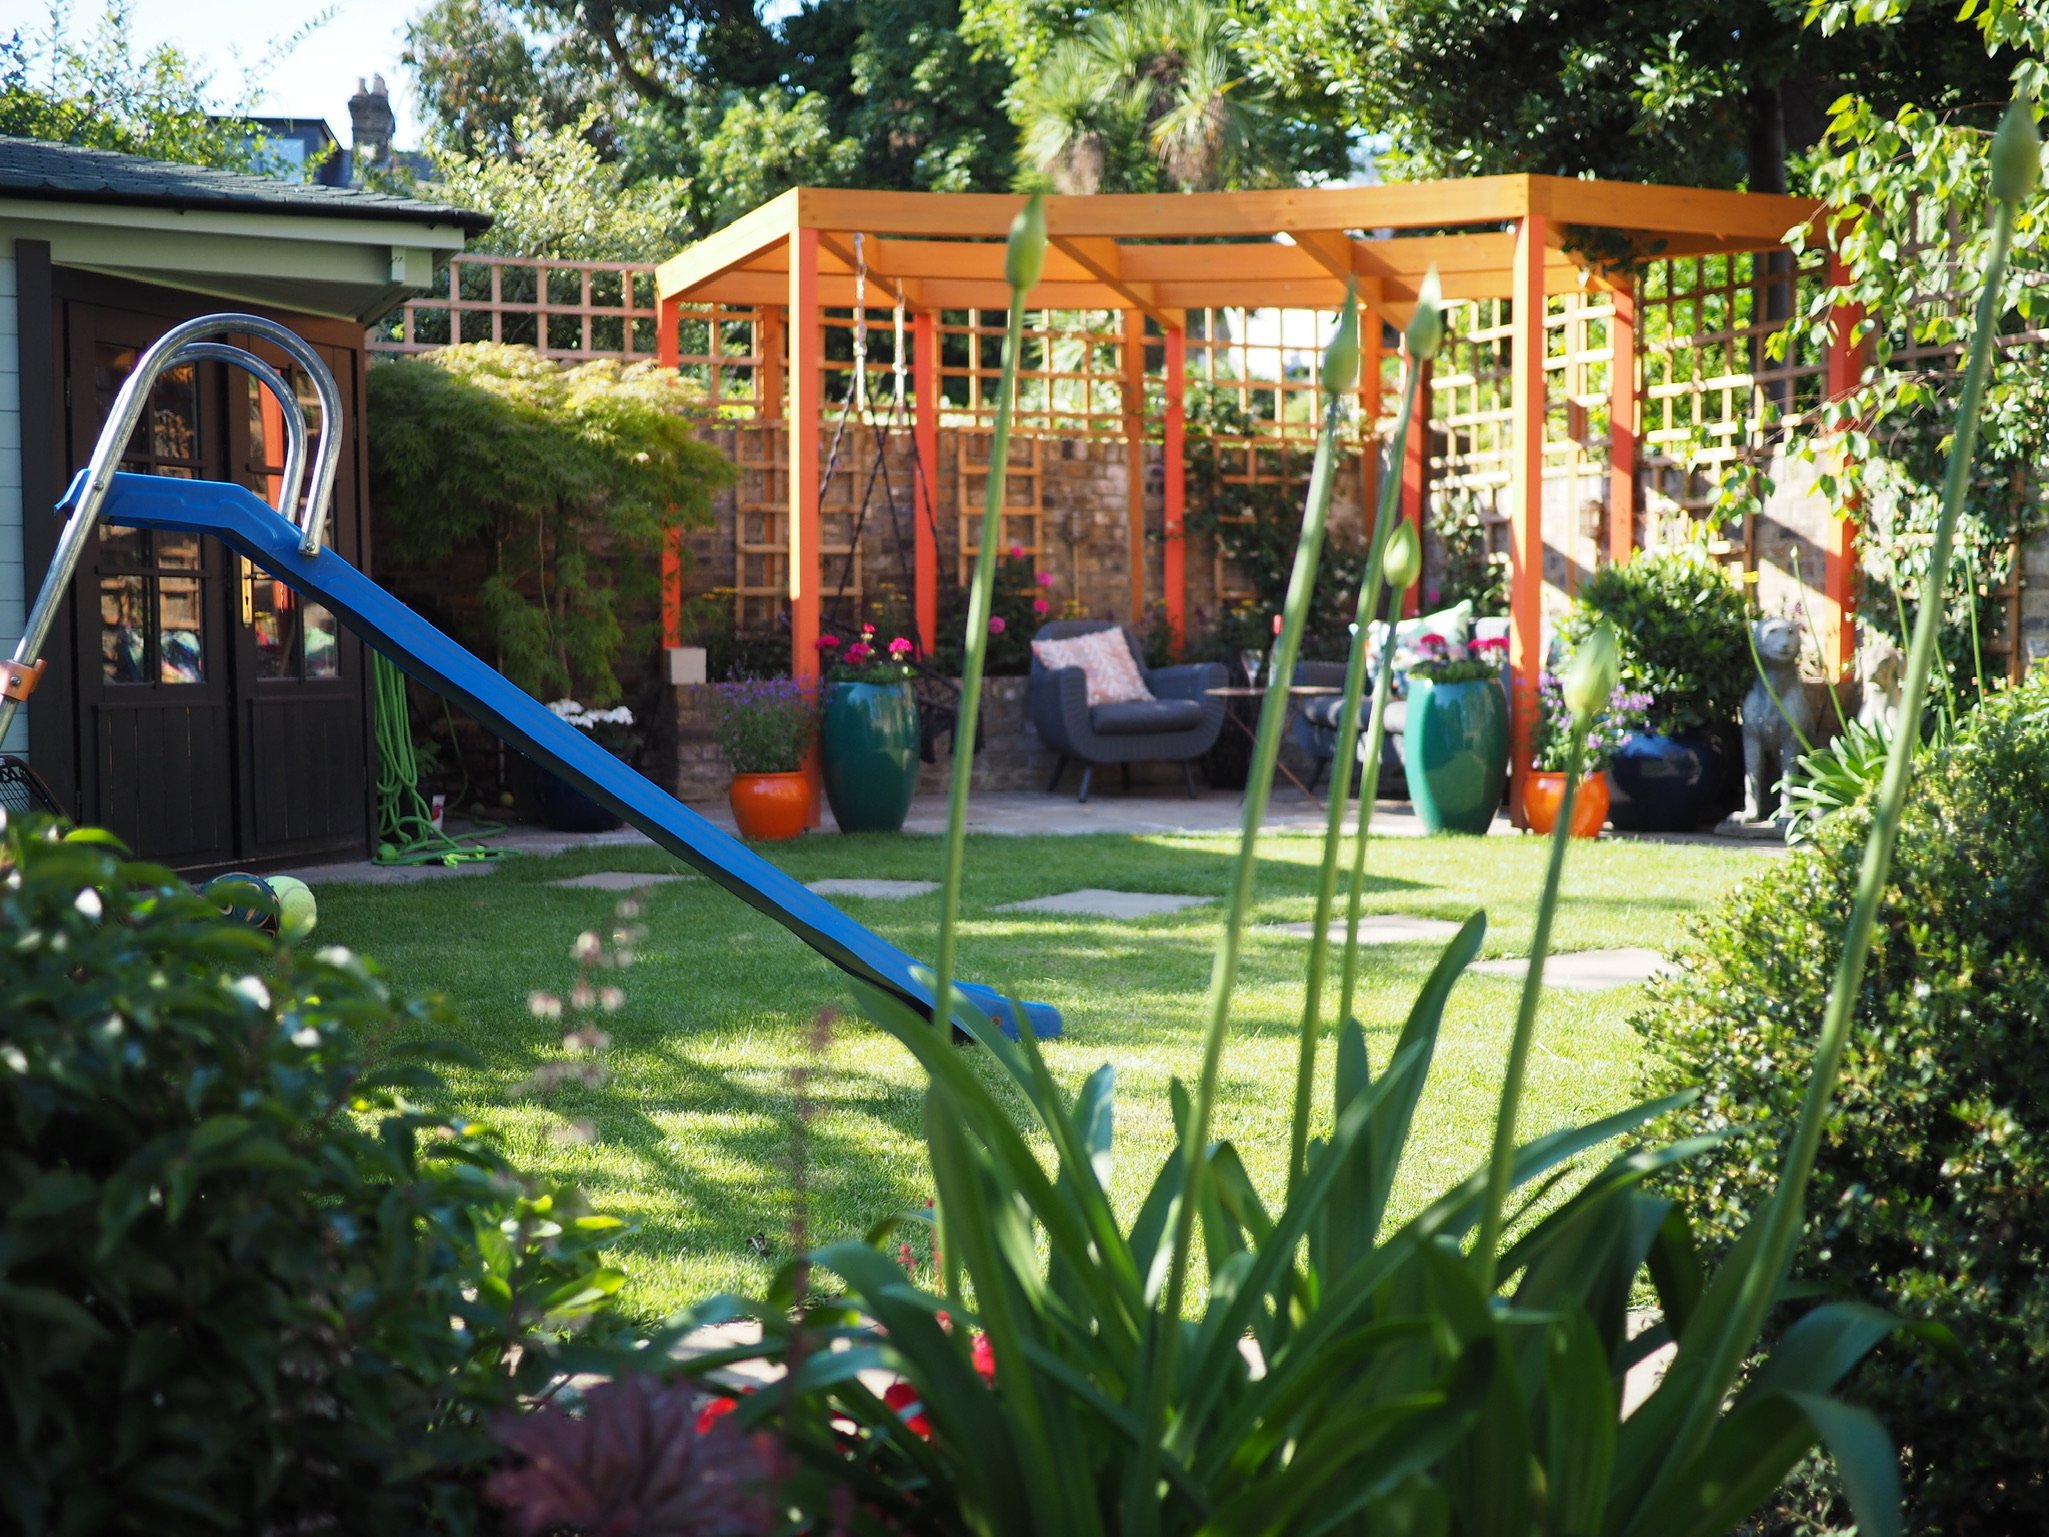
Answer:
(788, 229, 823, 684)
(1358, 305, 1384, 550)
(1508, 213, 1550, 827)
(657, 294, 684, 647)
(1822, 251, 1865, 683)
(1607, 279, 1638, 569)
(1163, 324, 1187, 646)
(1398, 351, 1432, 619)
(1122, 310, 1149, 623)
(913, 308, 940, 656)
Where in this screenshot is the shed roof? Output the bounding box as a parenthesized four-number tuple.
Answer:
(658, 178, 1822, 325)
(0, 136, 491, 232)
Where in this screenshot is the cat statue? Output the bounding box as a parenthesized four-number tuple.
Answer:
(1743, 617, 1817, 823)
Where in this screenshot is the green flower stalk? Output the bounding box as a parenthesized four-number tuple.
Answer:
(1283, 275, 1440, 1198)
(931, 193, 1044, 1299)
(1657, 94, 2040, 1485)
(1473, 623, 1617, 1290)
(1126, 286, 1358, 1533)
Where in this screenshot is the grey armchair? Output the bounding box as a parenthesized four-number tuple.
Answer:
(1028, 620, 1228, 802)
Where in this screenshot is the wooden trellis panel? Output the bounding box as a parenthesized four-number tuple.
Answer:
(936, 310, 1129, 439)
(1184, 308, 1347, 441)
(371, 254, 661, 359)
(954, 430, 1044, 583)
(731, 427, 863, 629)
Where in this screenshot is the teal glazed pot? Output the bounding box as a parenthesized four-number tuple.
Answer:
(1402, 675, 1509, 835)
(821, 680, 921, 833)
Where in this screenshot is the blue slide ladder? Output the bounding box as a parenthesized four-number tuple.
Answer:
(0, 315, 1059, 1040)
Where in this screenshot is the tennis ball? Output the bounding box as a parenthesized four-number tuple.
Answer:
(269, 876, 318, 943)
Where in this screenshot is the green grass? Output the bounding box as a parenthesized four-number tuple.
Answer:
(314, 830, 1758, 1320)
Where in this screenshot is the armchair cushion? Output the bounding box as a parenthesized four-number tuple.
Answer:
(1092, 697, 1205, 735)
(1029, 630, 1152, 707)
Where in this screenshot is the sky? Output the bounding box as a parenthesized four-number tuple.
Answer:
(13, 0, 432, 145)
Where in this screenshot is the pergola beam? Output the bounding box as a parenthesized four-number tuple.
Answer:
(1050, 235, 1177, 331)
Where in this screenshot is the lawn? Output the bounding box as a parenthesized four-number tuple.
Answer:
(313, 830, 1761, 1320)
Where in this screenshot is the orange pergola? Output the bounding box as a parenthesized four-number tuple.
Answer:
(655, 176, 1838, 812)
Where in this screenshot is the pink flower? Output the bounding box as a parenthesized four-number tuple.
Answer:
(1032, 597, 1050, 616)
(1419, 632, 1447, 650)
(861, 623, 876, 636)
(1008, 544, 1024, 559)
(988, 615, 1007, 634)
(887, 636, 914, 656)
(845, 642, 874, 664)
(815, 635, 840, 650)
(1035, 571, 1056, 588)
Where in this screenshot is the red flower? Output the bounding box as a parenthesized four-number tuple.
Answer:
(846, 642, 874, 664)
(815, 635, 840, 650)
(694, 1394, 741, 1436)
(989, 616, 1007, 634)
(971, 1332, 997, 1384)
(1032, 598, 1050, 616)
(1418, 632, 1447, 649)
(861, 623, 877, 637)
(882, 1381, 932, 1438)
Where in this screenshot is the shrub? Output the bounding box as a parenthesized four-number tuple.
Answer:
(1557, 546, 1751, 734)
(368, 343, 735, 706)
(0, 815, 633, 1535)
(708, 678, 818, 773)
(1636, 672, 2049, 1533)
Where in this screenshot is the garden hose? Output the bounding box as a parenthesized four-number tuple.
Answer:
(371, 652, 507, 866)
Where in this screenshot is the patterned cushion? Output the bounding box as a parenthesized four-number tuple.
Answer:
(1031, 629, 1155, 708)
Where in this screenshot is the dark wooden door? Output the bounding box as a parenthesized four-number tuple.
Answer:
(59, 295, 373, 873)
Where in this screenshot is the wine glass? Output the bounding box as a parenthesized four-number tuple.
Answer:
(1240, 649, 1264, 688)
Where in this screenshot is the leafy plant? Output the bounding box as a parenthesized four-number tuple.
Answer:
(1531, 670, 1655, 773)
(1405, 628, 1508, 684)
(1639, 670, 2049, 1533)
(654, 114, 2049, 1523)
(367, 343, 734, 706)
(932, 546, 1042, 675)
(1780, 714, 1893, 846)
(1557, 546, 1753, 734)
(708, 677, 817, 773)
(0, 813, 633, 1535)
(1427, 491, 1508, 616)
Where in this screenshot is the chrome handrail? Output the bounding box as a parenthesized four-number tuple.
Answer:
(0, 313, 342, 746)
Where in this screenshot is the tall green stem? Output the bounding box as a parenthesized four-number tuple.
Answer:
(1667, 180, 2021, 1476)
(1336, 586, 1406, 1032)
(1124, 338, 1353, 1536)
(1286, 356, 1426, 1195)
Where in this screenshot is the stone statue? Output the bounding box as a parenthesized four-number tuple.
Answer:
(1743, 617, 1817, 823)
(1856, 633, 1906, 737)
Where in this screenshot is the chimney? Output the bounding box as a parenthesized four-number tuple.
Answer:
(347, 73, 396, 170)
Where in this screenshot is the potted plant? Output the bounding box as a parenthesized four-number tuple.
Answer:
(817, 626, 922, 833)
(708, 679, 818, 840)
(1401, 629, 1509, 834)
(1523, 669, 1652, 837)
(535, 699, 637, 832)
(1555, 548, 1750, 831)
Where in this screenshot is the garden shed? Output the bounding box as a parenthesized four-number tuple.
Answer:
(0, 136, 484, 872)
(643, 178, 1839, 805)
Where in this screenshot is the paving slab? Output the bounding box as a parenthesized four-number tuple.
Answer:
(806, 878, 939, 900)
(546, 871, 694, 890)
(1468, 946, 1667, 991)
(1262, 914, 1464, 944)
(994, 888, 1213, 919)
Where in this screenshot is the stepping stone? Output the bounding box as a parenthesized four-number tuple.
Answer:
(1263, 914, 1463, 944)
(547, 871, 693, 890)
(995, 888, 1213, 919)
(806, 878, 939, 900)
(1467, 946, 1666, 992)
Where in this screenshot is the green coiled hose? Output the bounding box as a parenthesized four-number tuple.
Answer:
(371, 652, 506, 866)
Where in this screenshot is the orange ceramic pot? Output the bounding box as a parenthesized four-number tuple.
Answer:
(1522, 769, 1610, 839)
(729, 771, 813, 841)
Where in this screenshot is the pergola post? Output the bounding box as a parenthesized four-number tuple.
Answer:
(1508, 213, 1550, 825)
(1358, 306, 1383, 561)
(1607, 279, 1638, 568)
(1399, 350, 1432, 620)
(656, 293, 683, 648)
(1164, 324, 1187, 645)
(1823, 251, 1865, 683)
(913, 308, 940, 656)
(1122, 310, 1148, 623)
(789, 228, 823, 683)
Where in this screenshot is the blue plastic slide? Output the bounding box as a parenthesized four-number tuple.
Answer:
(88, 469, 1061, 1039)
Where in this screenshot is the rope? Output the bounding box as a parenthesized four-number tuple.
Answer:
(371, 652, 506, 866)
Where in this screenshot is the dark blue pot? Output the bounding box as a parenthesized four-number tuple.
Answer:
(536, 769, 625, 833)
(1607, 729, 1727, 833)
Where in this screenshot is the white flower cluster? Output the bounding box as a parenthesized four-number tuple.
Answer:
(545, 698, 635, 729)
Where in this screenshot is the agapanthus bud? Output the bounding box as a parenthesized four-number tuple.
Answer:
(1320, 283, 1360, 395)
(1006, 194, 1047, 292)
(1383, 518, 1421, 591)
(1404, 268, 1444, 362)
(1564, 625, 1621, 722)
(1991, 98, 2042, 205)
